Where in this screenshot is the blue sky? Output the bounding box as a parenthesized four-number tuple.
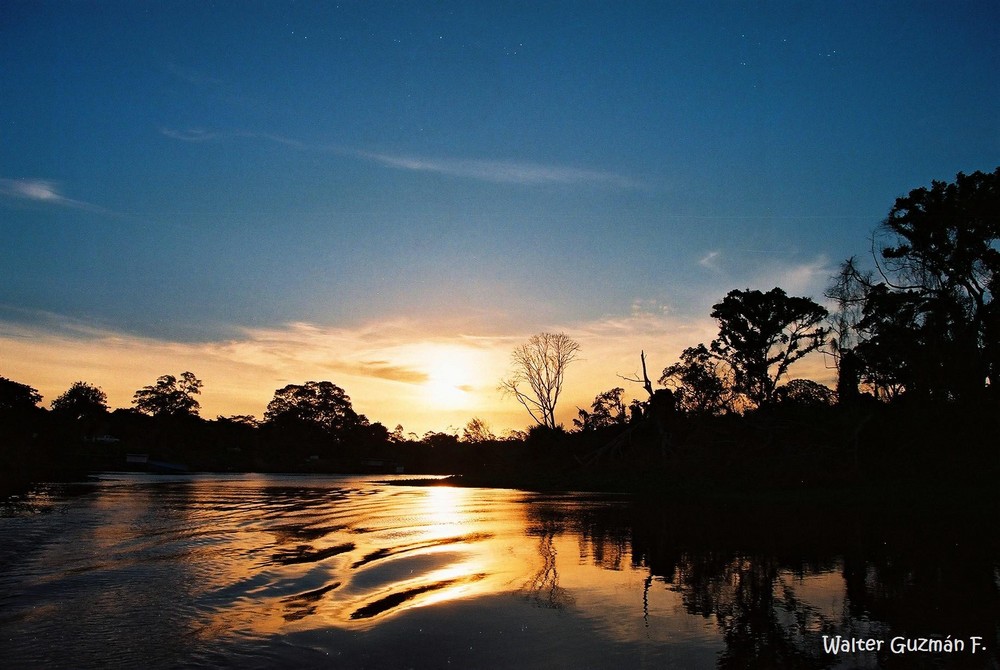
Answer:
(2, 1, 998, 431)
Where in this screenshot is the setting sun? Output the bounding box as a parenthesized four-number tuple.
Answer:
(423, 349, 476, 409)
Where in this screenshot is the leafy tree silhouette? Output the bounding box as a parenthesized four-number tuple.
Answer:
(132, 372, 203, 417)
(709, 288, 828, 408)
(829, 168, 999, 402)
(264, 381, 364, 436)
(51, 381, 108, 421)
(660, 344, 737, 416)
(573, 387, 628, 431)
(0, 376, 41, 412)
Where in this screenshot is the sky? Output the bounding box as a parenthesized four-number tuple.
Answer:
(2, 1, 998, 434)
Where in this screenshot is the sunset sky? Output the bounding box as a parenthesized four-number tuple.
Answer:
(2, 1, 998, 434)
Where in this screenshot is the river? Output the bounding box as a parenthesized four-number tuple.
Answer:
(1, 473, 997, 668)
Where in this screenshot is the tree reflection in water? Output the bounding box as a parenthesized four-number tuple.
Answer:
(526, 497, 1000, 669)
(666, 552, 836, 669)
(522, 506, 572, 609)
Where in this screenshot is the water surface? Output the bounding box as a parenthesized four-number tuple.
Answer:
(1, 473, 997, 668)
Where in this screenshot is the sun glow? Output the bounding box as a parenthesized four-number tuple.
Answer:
(424, 353, 475, 409)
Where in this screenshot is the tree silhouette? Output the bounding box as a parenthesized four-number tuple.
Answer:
(0, 376, 42, 413)
(573, 387, 628, 431)
(709, 288, 828, 408)
(659, 344, 737, 415)
(877, 167, 999, 399)
(461, 417, 495, 443)
(132, 371, 203, 417)
(774, 379, 837, 407)
(499, 332, 580, 429)
(264, 381, 364, 436)
(51, 381, 108, 421)
(0, 376, 43, 439)
(829, 168, 999, 401)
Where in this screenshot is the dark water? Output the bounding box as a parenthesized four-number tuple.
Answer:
(1, 474, 997, 669)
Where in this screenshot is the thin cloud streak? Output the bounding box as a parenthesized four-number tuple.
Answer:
(755, 255, 832, 298)
(158, 126, 637, 188)
(699, 250, 721, 271)
(353, 361, 429, 384)
(0, 178, 114, 215)
(0, 179, 107, 212)
(158, 127, 307, 148)
(358, 151, 639, 188)
(692, 250, 833, 303)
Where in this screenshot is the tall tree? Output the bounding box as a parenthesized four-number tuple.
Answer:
(499, 332, 580, 429)
(876, 167, 999, 399)
(709, 288, 828, 408)
(827, 259, 923, 401)
(132, 372, 203, 417)
(264, 381, 365, 437)
(829, 168, 1000, 401)
(51, 381, 108, 421)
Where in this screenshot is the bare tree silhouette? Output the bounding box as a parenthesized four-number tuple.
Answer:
(499, 332, 580, 429)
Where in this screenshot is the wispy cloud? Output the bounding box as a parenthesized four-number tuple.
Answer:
(353, 360, 429, 384)
(359, 151, 637, 187)
(698, 250, 721, 271)
(756, 255, 832, 298)
(0, 178, 114, 215)
(689, 248, 833, 304)
(0, 178, 64, 202)
(159, 127, 310, 149)
(157, 125, 636, 188)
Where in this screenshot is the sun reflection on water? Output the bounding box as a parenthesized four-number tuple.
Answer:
(5, 474, 999, 669)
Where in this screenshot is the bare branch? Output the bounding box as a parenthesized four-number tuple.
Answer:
(498, 332, 580, 429)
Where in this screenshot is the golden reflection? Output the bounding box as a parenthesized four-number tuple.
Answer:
(81, 476, 729, 649)
(420, 485, 467, 531)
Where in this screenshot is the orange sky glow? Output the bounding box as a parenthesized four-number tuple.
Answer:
(0, 305, 835, 436)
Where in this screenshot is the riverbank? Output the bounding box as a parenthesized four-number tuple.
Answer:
(388, 467, 999, 513)
(4, 397, 997, 505)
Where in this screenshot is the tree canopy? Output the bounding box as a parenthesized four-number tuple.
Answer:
(879, 168, 999, 398)
(709, 288, 828, 408)
(132, 372, 203, 417)
(774, 379, 837, 407)
(0, 376, 42, 414)
(264, 381, 365, 437)
(51, 381, 108, 421)
(659, 344, 736, 416)
(573, 387, 628, 431)
(829, 167, 999, 401)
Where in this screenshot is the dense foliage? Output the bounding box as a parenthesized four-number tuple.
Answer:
(829, 168, 999, 403)
(132, 372, 203, 417)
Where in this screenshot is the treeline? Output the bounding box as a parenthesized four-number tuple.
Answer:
(0, 373, 525, 495)
(2, 167, 998, 496)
